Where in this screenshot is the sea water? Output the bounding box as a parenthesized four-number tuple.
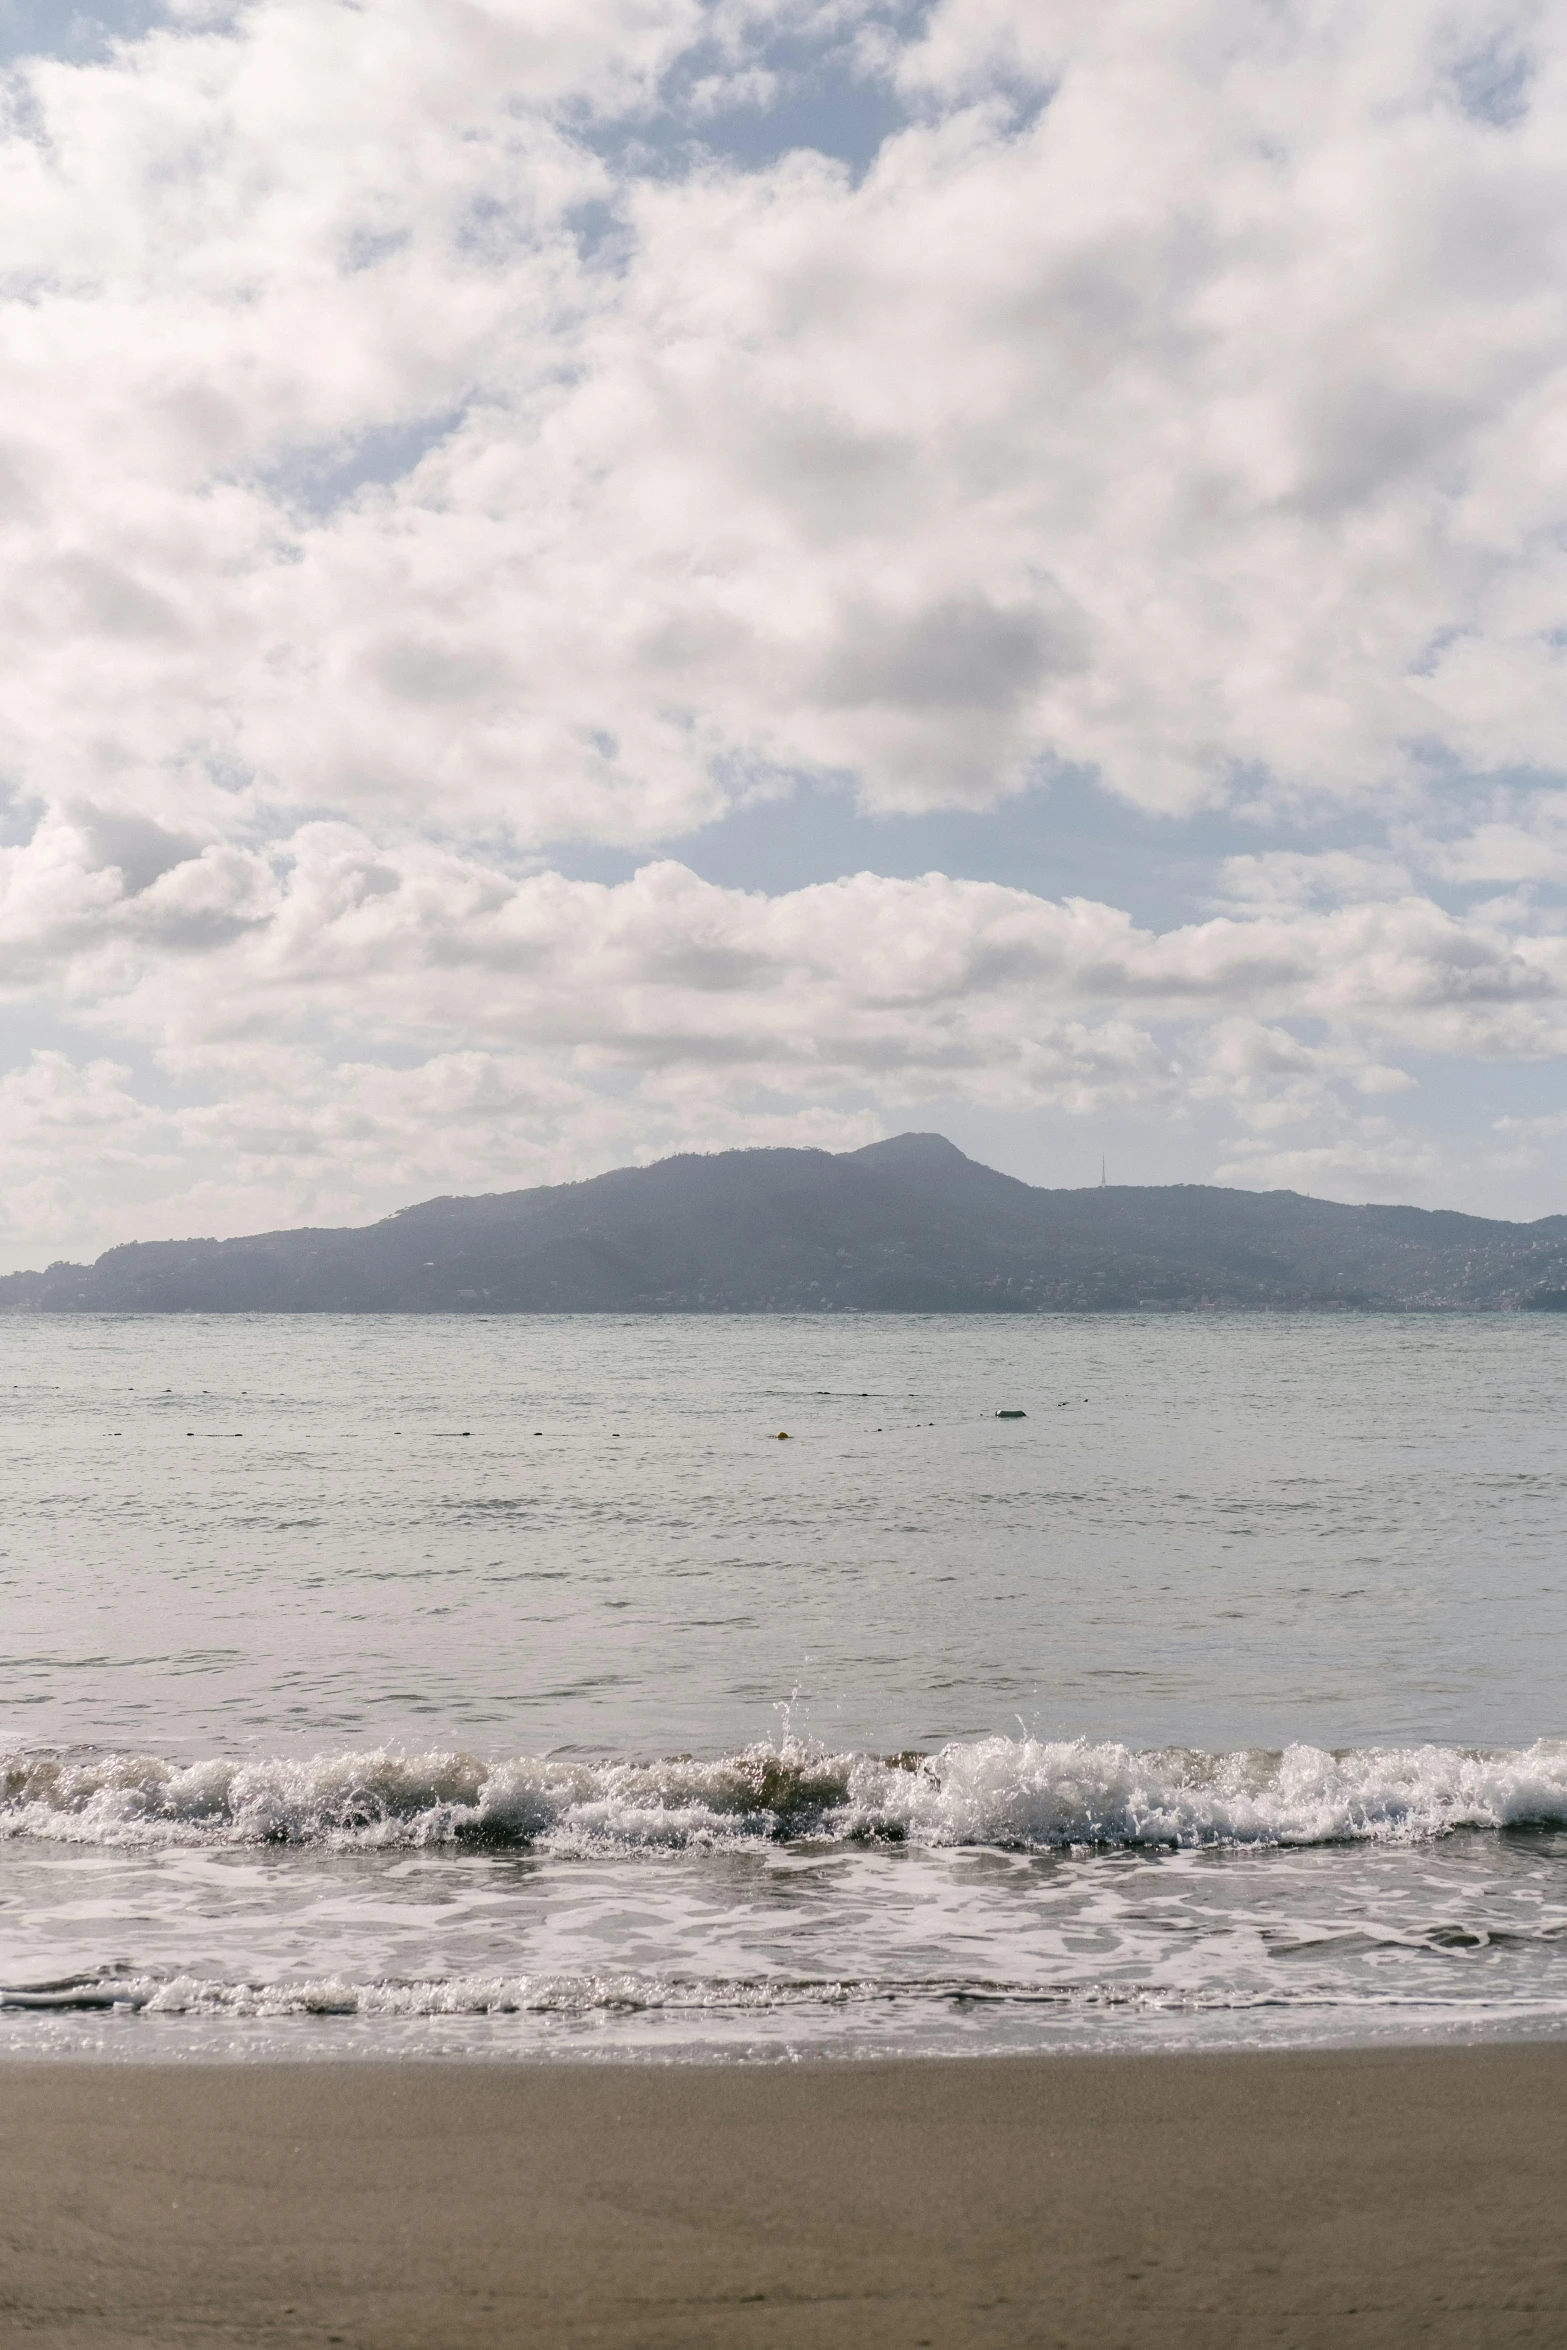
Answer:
(1, 1311, 1564, 2060)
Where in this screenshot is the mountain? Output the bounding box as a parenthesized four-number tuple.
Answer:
(5, 1133, 1567, 1314)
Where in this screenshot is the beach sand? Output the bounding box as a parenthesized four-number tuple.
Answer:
(1, 2044, 1564, 2348)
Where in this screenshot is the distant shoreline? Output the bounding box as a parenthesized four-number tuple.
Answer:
(3, 2046, 1563, 2346)
(5, 1299, 1567, 1316)
(6, 1134, 1567, 1313)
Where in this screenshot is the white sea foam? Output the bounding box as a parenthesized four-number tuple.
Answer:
(4, 1735, 1566, 1853)
(2, 1970, 942, 2019)
(0, 1969, 1415, 2020)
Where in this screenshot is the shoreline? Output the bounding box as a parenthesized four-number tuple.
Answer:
(3, 2044, 1564, 2347)
(5, 2014, 1567, 2065)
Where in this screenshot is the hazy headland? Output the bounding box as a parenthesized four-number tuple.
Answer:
(6, 1131, 1567, 1316)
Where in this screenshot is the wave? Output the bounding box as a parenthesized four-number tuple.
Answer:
(0, 1970, 1493, 2021)
(0, 1969, 1137, 2018)
(6, 1955, 1566, 2025)
(3, 1735, 1566, 1853)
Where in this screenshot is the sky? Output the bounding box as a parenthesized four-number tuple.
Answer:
(1, 0, 1566, 1269)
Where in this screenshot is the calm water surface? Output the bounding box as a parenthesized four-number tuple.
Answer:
(1, 1313, 1564, 2058)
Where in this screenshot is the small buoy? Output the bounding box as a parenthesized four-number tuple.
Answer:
(995, 1409, 1027, 1420)
(776, 1431, 790, 1440)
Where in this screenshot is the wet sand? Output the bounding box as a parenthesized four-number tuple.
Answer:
(1, 2045, 1564, 2348)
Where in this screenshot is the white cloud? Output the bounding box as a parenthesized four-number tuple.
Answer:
(1194, 1018, 1417, 1134)
(1214, 851, 1417, 913)
(0, 0, 1564, 848)
(18, 825, 1556, 1081)
(0, 1047, 165, 1148)
(1213, 1128, 1448, 1199)
(1421, 799, 1567, 885)
(0, 1049, 181, 1256)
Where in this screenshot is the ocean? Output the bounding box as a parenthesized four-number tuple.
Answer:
(2, 1311, 1564, 2061)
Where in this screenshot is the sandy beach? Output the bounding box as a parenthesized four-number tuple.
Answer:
(0, 2044, 1563, 2348)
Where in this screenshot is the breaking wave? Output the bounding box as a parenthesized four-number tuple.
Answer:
(4, 1735, 1566, 1853)
(20, 1967, 1551, 2023)
(0, 1969, 1195, 2018)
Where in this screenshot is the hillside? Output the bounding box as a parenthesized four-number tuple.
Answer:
(5, 1133, 1567, 1313)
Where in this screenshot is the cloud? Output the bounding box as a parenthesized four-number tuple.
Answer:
(1194, 1018, 1418, 1133)
(1214, 851, 1417, 913)
(0, 1048, 180, 1255)
(11, 817, 1567, 1059)
(0, 1047, 165, 1149)
(1421, 798, 1567, 886)
(25, 827, 1555, 1078)
(0, 0, 1564, 848)
(1213, 1129, 1448, 1198)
